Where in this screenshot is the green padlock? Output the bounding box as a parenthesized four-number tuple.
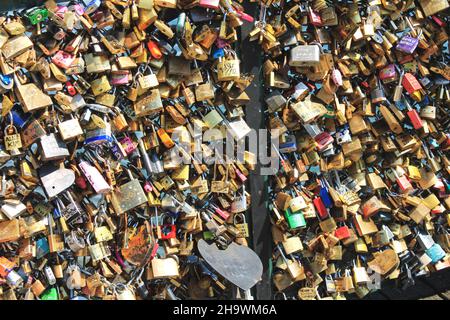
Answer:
(284, 207, 307, 230)
(40, 287, 58, 300)
(25, 8, 49, 25)
(203, 231, 215, 240)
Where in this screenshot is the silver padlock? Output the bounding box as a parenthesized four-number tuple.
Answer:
(417, 233, 435, 250)
(266, 93, 287, 113)
(80, 108, 92, 125)
(115, 283, 136, 300)
(1, 199, 27, 219)
(288, 44, 321, 67)
(231, 186, 248, 213)
(39, 165, 75, 198)
(85, 121, 113, 145)
(38, 133, 69, 161)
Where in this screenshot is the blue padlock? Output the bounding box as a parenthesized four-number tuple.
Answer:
(425, 243, 446, 263)
(35, 238, 50, 259)
(279, 135, 297, 153)
(212, 48, 225, 60)
(0, 74, 13, 90)
(85, 123, 113, 145)
(11, 105, 30, 129)
(82, 0, 101, 15)
(319, 185, 333, 208)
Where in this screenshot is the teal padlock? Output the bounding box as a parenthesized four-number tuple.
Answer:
(40, 287, 58, 300)
(425, 243, 446, 263)
(284, 207, 307, 230)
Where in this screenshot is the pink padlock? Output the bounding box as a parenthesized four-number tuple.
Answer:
(55, 6, 68, 17)
(396, 175, 413, 194)
(211, 205, 230, 220)
(308, 7, 322, 26)
(235, 168, 247, 183)
(314, 132, 334, 151)
(198, 0, 220, 10)
(331, 69, 343, 87)
(379, 64, 397, 83)
(52, 50, 75, 70)
(433, 179, 445, 192)
(236, 11, 254, 23)
(120, 136, 137, 155)
(111, 71, 131, 86)
(71, 4, 85, 15)
(79, 161, 112, 194)
(144, 181, 153, 193)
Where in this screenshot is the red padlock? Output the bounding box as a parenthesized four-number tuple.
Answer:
(308, 7, 322, 26)
(313, 197, 328, 219)
(432, 15, 445, 27)
(65, 81, 77, 96)
(147, 40, 162, 59)
(75, 175, 87, 190)
(407, 108, 423, 130)
(402, 73, 422, 94)
(314, 132, 334, 151)
(160, 224, 176, 240)
(335, 226, 351, 240)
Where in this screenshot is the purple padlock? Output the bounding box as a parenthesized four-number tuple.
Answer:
(396, 35, 418, 54)
(215, 38, 230, 49)
(120, 136, 137, 155)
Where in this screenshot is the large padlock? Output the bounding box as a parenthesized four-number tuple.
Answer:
(111, 170, 147, 214)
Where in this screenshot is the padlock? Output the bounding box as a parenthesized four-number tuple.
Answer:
(111, 169, 147, 214)
(4, 125, 23, 157)
(78, 161, 111, 194)
(85, 121, 113, 145)
(289, 44, 321, 67)
(217, 50, 240, 82)
(134, 89, 163, 117)
(150, 256, 180, 279)
(284, 207, 307, 230)
(233, 213, 249, 238)
(38, 133, 69, 161)
(57, 114, 83, 141)
(137, 65, 159, 90)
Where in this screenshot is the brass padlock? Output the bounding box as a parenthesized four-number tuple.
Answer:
(111, 169, 147, 214)
(4, 125, 22, 156)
